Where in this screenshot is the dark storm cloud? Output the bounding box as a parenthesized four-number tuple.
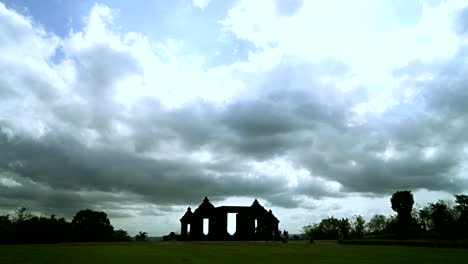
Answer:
(423, 53, 468, 117)
(0, 171, 141, 218)
(3, 46, 468, 214)
(73, 44, 143, 99)
(263, 193, 304, 208)
(290, 110, 467, 195)
(0, 1, 361, 213)
(0, 127, 295, 212)
(4, 46, 468, 214)
(222, 89, 344, 138)
(127, 99, 221, 152)
(288, 43, 468, 195)
(211, 59, 354, 161)
(2, 2, 468, 221)
(126, 59, 353, 161)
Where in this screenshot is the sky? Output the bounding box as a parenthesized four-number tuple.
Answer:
(1, 0, 468, 236)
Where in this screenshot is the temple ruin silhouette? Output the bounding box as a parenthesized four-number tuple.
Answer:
(180, 196, 281, 241)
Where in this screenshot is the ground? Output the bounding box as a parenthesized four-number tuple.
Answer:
(0, 241, 467, 264)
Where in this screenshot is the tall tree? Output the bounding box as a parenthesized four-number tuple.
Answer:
(12, 207, 33, 222)
(428, 200, 457, 238)
(0, 208, 133, 244)
(0, 215, 12, 244)
(71, 209, 114, 242)
(390, 190, 414, 237)
(302, 223, 318, 241)
(454, 194, 468, 237)
(317, 217, 341, 239)
(135, 231, 148, 241)
(417, 200, 458, 239)
(454, 195, 468, 212)
(367, 214, 388, 235)
(302, 217, 342, 240)
(113, 229, 131, 241)
(338, 218, 350, 240)
(351, 215, 366, 239)
(418, 206, 432, 232)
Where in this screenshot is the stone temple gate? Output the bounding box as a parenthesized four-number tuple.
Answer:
(180, 197, 281, 241)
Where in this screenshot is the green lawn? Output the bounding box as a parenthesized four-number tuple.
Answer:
(0, 241, 467, 264)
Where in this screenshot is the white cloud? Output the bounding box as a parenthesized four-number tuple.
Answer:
(192, 0, 212, 11)
(0, 176, 22, 188)
(2, 0, 468, 236)
(220, 0, 465, 121)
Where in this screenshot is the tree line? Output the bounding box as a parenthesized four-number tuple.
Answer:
(3, 191, 466, 244)
(0, 208, 147, 244)
(302, 191, 468, 241)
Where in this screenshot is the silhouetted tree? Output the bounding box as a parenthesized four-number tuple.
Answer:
(319, 217, 342, 239)
(290, 234, 301, 240)
(48, 215, 71, 243)
(454, 194, 468, 237)
(113, 229, 132, 241)
(280, 230, 289, 243)
(432, 201, 457, 238)
(163, 231, 177, 241)
(418, 205, 432, 233)
(454, 194, 468, 212)
(351, 215, 366, 239)
(391, 190, 414, 237)
(302, 223, 318, 242)
(135, 231, 148, 241)
(303, 217, 352, 240)
(0, 208, 73, 244)
(386, 215, 399, 234)
(0, 207, 135, 244)
(302, 191, 468, 241)
(418, 200, 458, 239)
(338, 218, 351, 240)
(367, 214, 388, 235)
(0, 215, 12, 244)
(10, 208, 38, 243)
(72, 209, 114, 242)
(12, 207, 33, 222)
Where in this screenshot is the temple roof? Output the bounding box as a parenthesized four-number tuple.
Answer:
(180, 207, 193, 222)
(250, 198, 267, 214)
(193, 196, 216, 215)
(187, 197, 279, 221)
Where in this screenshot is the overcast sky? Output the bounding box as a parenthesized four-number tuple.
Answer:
(1, 0, 468, 236)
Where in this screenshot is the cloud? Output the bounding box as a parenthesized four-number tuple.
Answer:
(274, 0, 303, 17)
(2, 1, 468, 235)
(193, 0, 212, 11)
(455, 5, 468, 35)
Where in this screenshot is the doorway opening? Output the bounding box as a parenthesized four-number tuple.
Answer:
(203, 218, 209, 235)
(227, 213, 237, 235)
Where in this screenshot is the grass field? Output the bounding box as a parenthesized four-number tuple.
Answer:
(0, 241, 467, 264)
